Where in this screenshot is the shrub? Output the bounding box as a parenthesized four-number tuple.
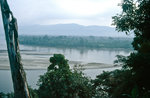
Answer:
(37, 54, 93, 98)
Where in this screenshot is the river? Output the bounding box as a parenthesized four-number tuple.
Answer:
(0, 36, 131, 93)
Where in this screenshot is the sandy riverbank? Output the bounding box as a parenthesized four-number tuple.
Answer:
(0, 49, 120, 70)
(0, 60, 118, 70)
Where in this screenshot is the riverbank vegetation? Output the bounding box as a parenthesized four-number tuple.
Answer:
(19, 36, 133, 49)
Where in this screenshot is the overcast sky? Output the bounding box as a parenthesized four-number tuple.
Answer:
(1, 0, 122, 26)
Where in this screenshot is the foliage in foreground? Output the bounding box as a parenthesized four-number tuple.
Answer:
(92, 54, 150, 98)
(92, 69, 135, 98)
(0, 92, 14, 98)
(91, 0, 150, 97)
(37, 54, 93, 98)
(108, 0, 150, 97)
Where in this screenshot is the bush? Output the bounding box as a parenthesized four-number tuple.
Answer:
(37, 54, 93, 98)
(0, 92, 14, 98)
(92, 69, 135, 98)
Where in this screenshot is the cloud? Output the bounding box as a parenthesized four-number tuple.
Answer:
(5, 0, 122, 26)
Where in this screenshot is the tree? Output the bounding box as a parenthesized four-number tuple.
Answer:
(0, 0, 30, 97)
(112, 0, 150, 97)
(112, 0, 150, 52)
(37, 54, 93, 98)
(92, 69, 134, 98)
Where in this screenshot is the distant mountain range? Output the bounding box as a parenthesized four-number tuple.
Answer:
(1, 24, 133, 37)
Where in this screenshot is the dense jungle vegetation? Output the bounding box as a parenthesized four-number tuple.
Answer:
(19, 36, 133, 49)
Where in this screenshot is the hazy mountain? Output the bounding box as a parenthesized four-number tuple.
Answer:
(18, 24, 132, 37)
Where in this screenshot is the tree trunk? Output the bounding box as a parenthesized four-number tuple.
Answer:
(0, 0, 30, 98)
